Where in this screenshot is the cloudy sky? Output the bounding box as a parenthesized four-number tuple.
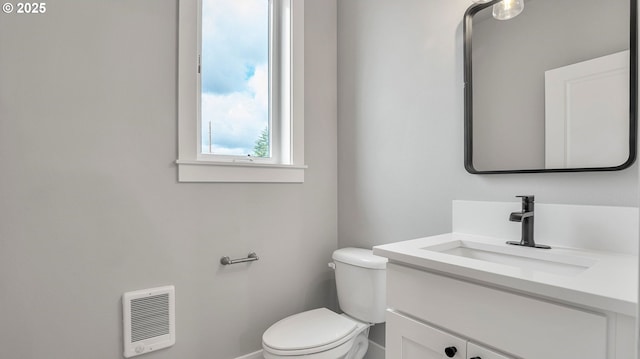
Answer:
(201, 0, 269, 156)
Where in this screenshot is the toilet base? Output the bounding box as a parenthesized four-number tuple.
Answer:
(344, 331, 369, 359)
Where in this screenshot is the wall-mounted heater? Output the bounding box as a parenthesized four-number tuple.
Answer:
(123, 286, 175, 358)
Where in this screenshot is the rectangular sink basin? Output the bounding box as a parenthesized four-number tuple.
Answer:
(422, 240, 597, 276)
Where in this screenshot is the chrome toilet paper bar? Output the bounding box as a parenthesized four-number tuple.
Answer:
(220, 252, 259, 265)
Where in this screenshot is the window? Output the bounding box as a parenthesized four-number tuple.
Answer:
(200, 0, 270, 159)
(177, 0, 305, 182)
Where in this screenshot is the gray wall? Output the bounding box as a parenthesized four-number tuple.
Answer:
(472, 0, 629, 170)
(0, 0, 337, 358)
(337, 0, 638, 346)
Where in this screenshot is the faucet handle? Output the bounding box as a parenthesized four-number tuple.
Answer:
(516, 195, 535, 203)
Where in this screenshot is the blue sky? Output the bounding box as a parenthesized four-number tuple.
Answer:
(201, 0, 269, 155)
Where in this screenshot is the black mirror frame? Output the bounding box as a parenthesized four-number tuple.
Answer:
(463, 0, 638, 174)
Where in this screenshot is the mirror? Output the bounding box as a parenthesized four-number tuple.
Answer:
(464, 0, 637, 173)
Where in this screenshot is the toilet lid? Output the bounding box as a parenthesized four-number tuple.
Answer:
(262, 308, 358, 351)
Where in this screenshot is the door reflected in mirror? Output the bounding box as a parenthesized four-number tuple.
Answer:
(464, 0, 637, 173)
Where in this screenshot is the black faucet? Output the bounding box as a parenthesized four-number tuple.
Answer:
(506, 195, 551, 249)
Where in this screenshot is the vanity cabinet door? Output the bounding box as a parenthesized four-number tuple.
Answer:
(467, 342, 512, 359)
(386, 310, 467, 359)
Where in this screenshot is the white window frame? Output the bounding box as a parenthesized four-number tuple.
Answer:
(177, 0, 305, 183)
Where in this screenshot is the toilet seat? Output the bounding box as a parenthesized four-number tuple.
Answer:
(262, 308, 368, 356)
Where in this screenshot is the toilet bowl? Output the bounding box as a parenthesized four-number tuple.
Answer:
(262, 248, 387, 359)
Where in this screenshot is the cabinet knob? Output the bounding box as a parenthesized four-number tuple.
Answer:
(444, 346, 457, 357)
(470, 357, 482, 359)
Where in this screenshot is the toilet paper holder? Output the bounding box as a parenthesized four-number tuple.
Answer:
(220, 252, 259, 265)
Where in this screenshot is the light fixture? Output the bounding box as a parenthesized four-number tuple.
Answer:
(471, 0, 492, 3)
(492, 0, 524, 20)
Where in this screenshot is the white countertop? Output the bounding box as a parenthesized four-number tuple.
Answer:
(374, 233, 638, 316)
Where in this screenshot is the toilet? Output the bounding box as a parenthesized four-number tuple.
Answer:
(262, 248, 387, 359)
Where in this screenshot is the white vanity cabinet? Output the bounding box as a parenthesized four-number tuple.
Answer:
(387, 310, 510, 359)
(385, 263, 636, 359)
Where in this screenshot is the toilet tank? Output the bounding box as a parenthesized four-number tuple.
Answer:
(332, 248, 387, 324)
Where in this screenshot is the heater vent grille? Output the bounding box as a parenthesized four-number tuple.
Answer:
(123, 286, 175, 358)
(131, 294, 170, 342)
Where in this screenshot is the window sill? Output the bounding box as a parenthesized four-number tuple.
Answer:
(176, 160, 306, 183)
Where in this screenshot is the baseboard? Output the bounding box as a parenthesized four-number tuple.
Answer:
(234, 340, 385, 359)
(234, 349, 263, 359)
(364, 340, 385, 359)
